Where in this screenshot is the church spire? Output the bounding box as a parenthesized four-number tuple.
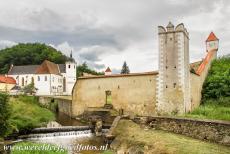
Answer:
(70, 50, 73, 58)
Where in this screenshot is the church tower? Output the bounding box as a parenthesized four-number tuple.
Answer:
(156, 22, 191, 114)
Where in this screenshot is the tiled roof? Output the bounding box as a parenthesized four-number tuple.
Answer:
(196, 49, 216, 76)
(105, 67, 112, 72)
(35, 60, 60, 75)
(0, 76, 16, 84)
(8, 65, 39, 75)
(206, 32, 219, 42)
(58, 64, 66, 73)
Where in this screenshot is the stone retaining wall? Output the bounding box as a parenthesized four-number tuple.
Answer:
(135, 116, 230, 146)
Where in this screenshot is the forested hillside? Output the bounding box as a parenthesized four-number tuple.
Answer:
(0, 43, 70, 74)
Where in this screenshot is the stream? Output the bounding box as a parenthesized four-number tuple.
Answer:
(1, 112, 111, 154)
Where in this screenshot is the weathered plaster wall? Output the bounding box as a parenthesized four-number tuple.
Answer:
(57, 99, 72, 116)
(72, 73, 158, 117)
(0, 83, 15, 92)
(137, 116, 230, 146)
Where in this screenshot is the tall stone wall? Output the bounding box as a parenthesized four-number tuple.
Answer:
(72, 73, 158, 117)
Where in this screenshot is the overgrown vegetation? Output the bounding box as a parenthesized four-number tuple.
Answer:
(6, 95, 55, 136)
(77, 62, 104, 77)
(0, 43, 71, 74)
(11, 142, 67, 154)
(187, 56, 230, 121)
(113, 120, 230, 154)
(0, 93, 10, 137)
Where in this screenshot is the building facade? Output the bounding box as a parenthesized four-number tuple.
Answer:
(8, 60, 77, 96)
(156, 22, 191, 114)
(71, 22, 219, 117)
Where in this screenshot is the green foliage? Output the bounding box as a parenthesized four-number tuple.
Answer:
(0, 43, 70, 74)
(77, 62, 104, 77)
(0, 93, 10, 137)
(202, 56, 230, 100)
(120, 61, 130, 74)
(186, 97, 230, 121)
(7, 96, 55, 135)
(22, 83, 36, 95)
(11, 142, 67, 154)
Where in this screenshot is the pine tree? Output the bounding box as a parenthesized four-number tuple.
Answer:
(121, 61, 130, 74)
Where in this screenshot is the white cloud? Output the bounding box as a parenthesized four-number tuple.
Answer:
(0, 40, 17, 49)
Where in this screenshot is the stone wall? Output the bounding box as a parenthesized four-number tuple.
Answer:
(56, 99, 72, 117)
(137, 116, 230, 146)
(72, 72, 158, 117)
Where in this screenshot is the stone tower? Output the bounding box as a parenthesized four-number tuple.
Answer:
(156, 22, 191, 114)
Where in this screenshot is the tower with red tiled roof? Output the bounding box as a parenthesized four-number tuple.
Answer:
(206, 32, 219, 52)
(105, 67, 112, 75)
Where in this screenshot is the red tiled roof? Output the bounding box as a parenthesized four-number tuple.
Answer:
(105, 67, 112, 72)
(206, 32, 219, 42)
(196, 49, 216, 76)
(35, 60, 60, 75)
(0, 76, 16, 84)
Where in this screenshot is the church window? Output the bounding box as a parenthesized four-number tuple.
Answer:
(68, 65, 71, 68)
(166, 66, 168, 69)
(37, 76, 40, 81)
(174, 66, 176, 69)
(45, 76, 47, 81)
(170, 38, 172, 41)
(166, 85, 168, 88)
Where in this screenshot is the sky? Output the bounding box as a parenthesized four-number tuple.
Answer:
(0, 0, 229, 73)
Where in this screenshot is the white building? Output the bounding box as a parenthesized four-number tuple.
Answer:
(8, 60, 76, 96)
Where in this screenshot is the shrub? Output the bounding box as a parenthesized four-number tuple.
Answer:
(0, 93, 10, 137)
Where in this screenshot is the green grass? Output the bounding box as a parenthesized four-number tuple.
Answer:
(113, 120, 230, 154)
(185, 97, 230, 121)
(7, 95, 55, 135)
(11, 141, 67, 154)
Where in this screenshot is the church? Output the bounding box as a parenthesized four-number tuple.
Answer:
(71, 22, 219, 116)
(8, 60, 77, 96)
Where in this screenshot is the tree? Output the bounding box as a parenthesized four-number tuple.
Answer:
(0, 93, 10, 137)
(23, 83, 37, 95)
(121, 61, 130, 74)
(0, 43, 71, 74)
(77, 62, 104, 77)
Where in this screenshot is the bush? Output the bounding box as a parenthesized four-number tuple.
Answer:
(0, 93, 10, 137)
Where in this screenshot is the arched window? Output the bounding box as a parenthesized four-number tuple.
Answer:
(22, 77, 24, 86)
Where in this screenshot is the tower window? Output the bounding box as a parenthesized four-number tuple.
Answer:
(170, 38, 172, 41)
(166, 66, 168, 69)
(173, 83, 176, 88)
(174, 66, 176, 69)
(166, 85, 168, 88)
(68, 65, 71, 68)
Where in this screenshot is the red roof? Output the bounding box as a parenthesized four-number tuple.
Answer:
(196, 49, 216, 75)
(206, 32, 218, 42)
(105, 67, 112, 72)
(0, 76, 16, 84)
(35, 60, 60, 75)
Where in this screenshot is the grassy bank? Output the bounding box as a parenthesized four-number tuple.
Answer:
(112, 120, 230, 154)
(11, 142, 67, 154)
(185, 97, 230, 121)
(7, 95, 55, 135)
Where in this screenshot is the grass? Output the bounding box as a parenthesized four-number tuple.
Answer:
(185, 97, 230, 121)
(7, 95, 55, 135)
(11, 141, 67, 154)
(113, 119, 230, 154)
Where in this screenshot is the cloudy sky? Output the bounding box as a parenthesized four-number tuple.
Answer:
(0, 0, 229, 73)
